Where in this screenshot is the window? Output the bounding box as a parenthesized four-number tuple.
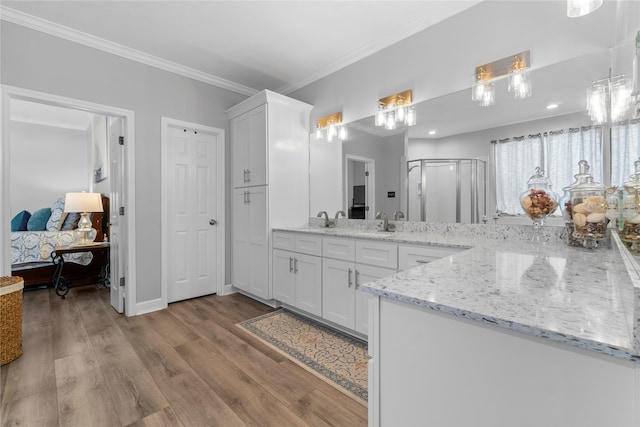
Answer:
(611, 120, 640, 185)
(495, 127, 603, 215)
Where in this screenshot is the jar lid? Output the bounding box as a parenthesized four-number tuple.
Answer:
(623, 158, 640, 192)
(571, 175, 605, 192)
(562, 160, 591, 191)
(527, 167, 553, 189)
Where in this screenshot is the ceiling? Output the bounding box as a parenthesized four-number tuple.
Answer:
(0, 0, 481, 95)
(2, 1, 638, 138)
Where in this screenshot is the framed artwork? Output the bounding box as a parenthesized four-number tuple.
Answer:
(93, 115, 107, 183)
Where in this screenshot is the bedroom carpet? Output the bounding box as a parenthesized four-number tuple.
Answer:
(238, 309, 369, 405)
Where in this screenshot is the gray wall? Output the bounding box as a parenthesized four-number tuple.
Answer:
(343, 131, 403, 216)
(9, 121, 90, 215)
(1, 21, 247, 303)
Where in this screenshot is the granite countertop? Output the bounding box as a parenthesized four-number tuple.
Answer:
(275, 221, 640, 362)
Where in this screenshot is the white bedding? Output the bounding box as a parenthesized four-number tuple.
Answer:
(11, 231, 93, 266)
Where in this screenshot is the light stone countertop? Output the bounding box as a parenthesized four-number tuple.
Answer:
(275, 219, 640, 362)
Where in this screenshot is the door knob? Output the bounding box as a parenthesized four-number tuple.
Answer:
(209, 219, 217, 226)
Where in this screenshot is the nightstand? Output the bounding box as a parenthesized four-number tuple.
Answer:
(51, 242, 110, 298)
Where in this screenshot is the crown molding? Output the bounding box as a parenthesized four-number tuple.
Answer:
(348, 121, 401, 138)
(0, 6, 259, 97)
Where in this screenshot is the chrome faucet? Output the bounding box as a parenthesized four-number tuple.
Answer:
(335, 210, 346, 219)
(375, 211, 389, 231)
(393, 211, 405, 221)
(317, 211, 333, 228)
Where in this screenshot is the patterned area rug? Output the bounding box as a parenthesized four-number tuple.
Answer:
(238, 309, 369, 405)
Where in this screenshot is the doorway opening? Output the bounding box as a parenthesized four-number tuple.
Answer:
(345, 155, 375, 219)
(1, 85, 136, 315)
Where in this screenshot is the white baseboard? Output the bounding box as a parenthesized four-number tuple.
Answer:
(133, 297, 166, 316)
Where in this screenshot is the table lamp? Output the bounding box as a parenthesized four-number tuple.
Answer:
(64, 192, 103, 245)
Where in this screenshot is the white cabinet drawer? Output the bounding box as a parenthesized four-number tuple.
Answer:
(356, 241, 398, 270)
(398, 244, 463, 271)
(273, 232, 322, 256)
(272, 231, 295, 251)
(295, 234, 322, 257)
(323, 237, 356, 261)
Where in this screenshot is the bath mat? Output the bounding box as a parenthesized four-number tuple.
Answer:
(237, 309, 369, 405)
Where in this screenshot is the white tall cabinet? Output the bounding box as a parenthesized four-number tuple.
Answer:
(227, 90, 312, 301)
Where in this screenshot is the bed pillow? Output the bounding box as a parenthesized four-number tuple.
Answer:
(27, 208, 52, 231)
(46, 197, 66, 231)
(10, 210, 31, 231)
(60, 212, 81, 230)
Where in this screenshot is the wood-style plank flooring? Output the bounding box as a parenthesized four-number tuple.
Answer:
(0, 286, 367, 426)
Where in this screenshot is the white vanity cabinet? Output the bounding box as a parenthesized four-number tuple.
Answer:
(272, 232, 322, 316)
(398, 244, 463, 271)
(322, 237, 397, 335)
(228, 91, 312, 300)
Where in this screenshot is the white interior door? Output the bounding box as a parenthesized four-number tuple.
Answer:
(108, 117, 125, 313)
(166, 125, 220, 303)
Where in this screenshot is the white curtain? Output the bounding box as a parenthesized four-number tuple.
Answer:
(611, 120, 640, 185)
(495, 127, 603, 215)
(546, 126, 603, 195)
(495, 135, 543, 215)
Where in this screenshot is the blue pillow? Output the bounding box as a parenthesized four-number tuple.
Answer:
(27, 208, 52, 231)
(11, 210, 31, 231)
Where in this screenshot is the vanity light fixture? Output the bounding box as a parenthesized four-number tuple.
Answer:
(375, 89, 416, 129)
(315, 112, 347, 142)
(587, 74, 631, 125)
(567, 0, 603, 17)
(507, 55, 532, 99)
(473, 50, 531, 106)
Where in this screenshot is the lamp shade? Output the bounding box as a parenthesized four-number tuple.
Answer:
(64, 192, 103, 213)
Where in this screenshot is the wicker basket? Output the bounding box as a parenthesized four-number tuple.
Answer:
(1, 276, 24, 365)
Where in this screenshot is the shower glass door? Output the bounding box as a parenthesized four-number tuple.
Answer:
(407, 158, 486, 223)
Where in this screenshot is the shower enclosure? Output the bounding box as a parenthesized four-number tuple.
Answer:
(407, 158, 487, 223)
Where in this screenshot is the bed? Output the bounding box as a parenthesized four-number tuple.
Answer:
(10, 195, 110, 288)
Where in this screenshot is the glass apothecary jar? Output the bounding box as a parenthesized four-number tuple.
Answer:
(570, 175, 607, 248)
(520, 167, 559, 241)
(560, 160, 591, 247)
(620, 158, 640, 250)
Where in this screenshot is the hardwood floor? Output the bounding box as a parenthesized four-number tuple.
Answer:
(0, 286, 367, 426)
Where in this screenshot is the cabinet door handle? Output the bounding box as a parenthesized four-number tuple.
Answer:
(416, 260, 429, 264)
(348, 268, 353, 287)
(355, 270, 360, 289)
(244, 191, 250, 204)
(294, 258, 298, 273)
(243, 169, 248, 183)
(243, 191, 247, 204)
(289, 257, 293, 273)
(246, 169, 251, 182)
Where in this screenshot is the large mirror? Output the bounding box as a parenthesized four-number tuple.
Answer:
(310, 26, 638, 224)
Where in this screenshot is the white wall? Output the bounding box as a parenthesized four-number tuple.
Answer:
(1, 21, 247, 303)
(9, 121, 89, 216)
(290, 1, 632, 126)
